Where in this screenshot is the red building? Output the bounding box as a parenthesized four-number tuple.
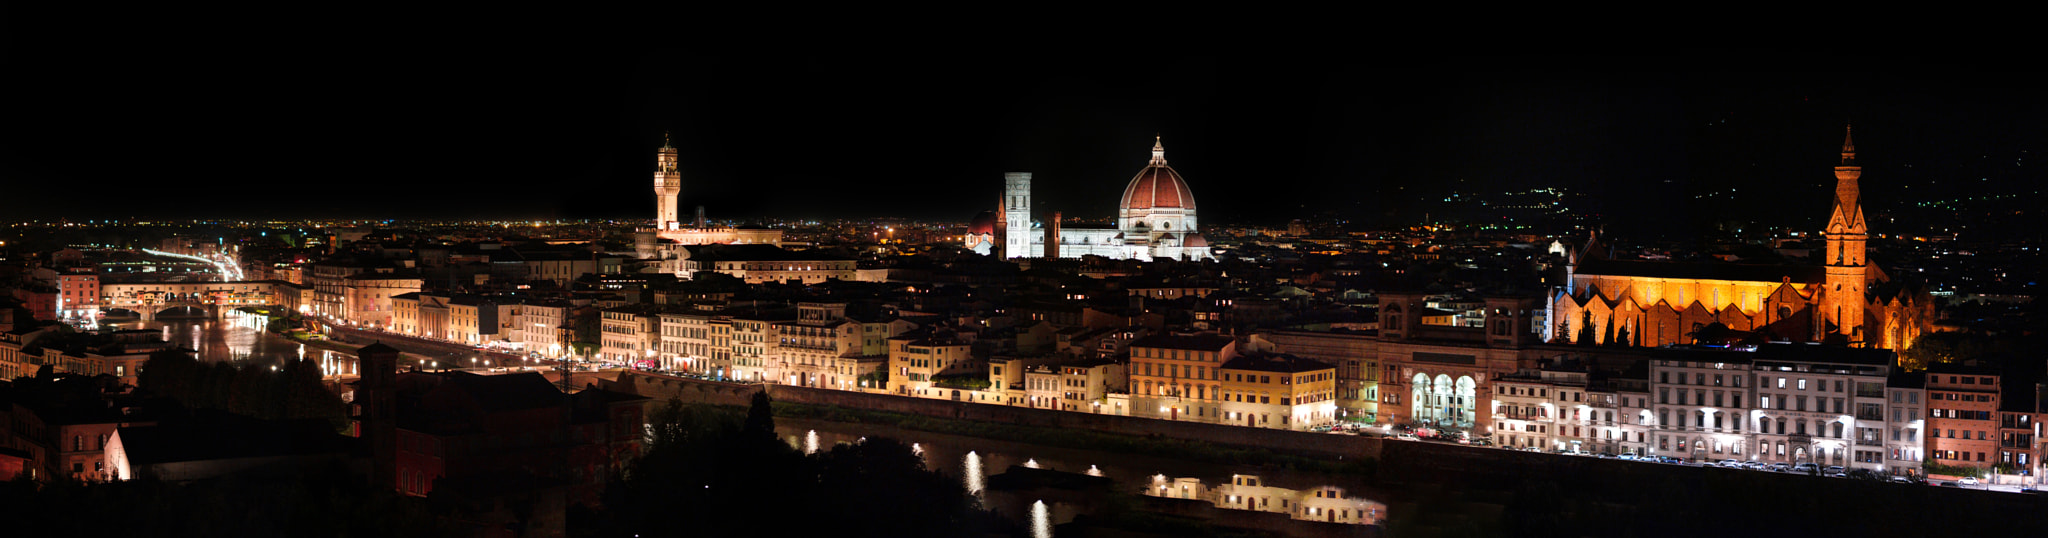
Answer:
(57, 273, 99, 321)
(1925, 364, 2001, 476)
(10, 287, 58, 322)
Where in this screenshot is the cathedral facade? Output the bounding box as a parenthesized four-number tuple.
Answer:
(999, 137, 1213, 261)
(1549, 128, 1933, 351)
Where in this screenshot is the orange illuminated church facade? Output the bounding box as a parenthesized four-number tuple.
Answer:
(1550, 128, 1934, 352)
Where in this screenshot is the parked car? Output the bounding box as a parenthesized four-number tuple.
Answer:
(1792, 463, 1820, 474)
(1743, 461, 1770, 470)
(1823, 466, 1846, 477)
(1959, 477, 1979, 486)
(1617, 453, 1639, 461)
(1716, 459, 1742, 468)
(1767, 462, 1792, 472)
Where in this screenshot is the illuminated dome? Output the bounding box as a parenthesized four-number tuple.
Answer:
(967, 210, 997, 235)
(1120, 137, 1196, 211)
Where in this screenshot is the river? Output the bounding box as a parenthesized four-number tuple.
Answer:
(102, 311, 358, 376)
(776, 417, 1389, 534)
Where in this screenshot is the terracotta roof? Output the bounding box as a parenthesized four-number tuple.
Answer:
(1121, 165, 1196, 211)
(1575, 258, 1824, 283)
(1128, 333, 1234, 352)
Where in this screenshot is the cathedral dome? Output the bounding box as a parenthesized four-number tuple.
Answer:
(1121, 137, 1196, 212)
(967, 210, 997, 235)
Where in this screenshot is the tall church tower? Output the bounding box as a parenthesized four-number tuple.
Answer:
(1823, 126, 1868, 341)
(654, 133, 681, 230)
(1004, 172, 1032, 258)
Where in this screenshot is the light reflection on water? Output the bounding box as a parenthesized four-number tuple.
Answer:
(784, 420, 1387, 529)
(964, 451, 984, 495)
(104, 313, 349, 368)
(1030, 500, 1051, 538)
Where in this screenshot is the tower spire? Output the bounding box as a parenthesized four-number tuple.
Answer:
(1840, 124, 1854, 165)
(1823, 126, 1869, 342)
(1150, 135, 1166, 165)
(662, 131, 674, 149)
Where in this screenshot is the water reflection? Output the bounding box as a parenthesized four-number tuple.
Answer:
(963, 451, 984, 495)
(1030, 500, 1051, 538)
(105, 315, 350, 371)
(1142, 474, 1384, 526)
(783, 422, 1388, 531)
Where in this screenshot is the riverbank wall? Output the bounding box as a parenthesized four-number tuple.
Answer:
(606, 370, 1381, 461)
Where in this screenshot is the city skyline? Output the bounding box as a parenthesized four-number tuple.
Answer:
(6, 22, 2043, 234)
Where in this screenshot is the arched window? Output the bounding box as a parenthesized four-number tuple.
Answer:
(1454, 376, 1477, 427)
(1411, 373, 1431, 422)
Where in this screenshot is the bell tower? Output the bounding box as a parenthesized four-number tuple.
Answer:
(1822, 126, 1867, 341)
(1003, 172, 1032, 258)
(654, 133, 681, 230)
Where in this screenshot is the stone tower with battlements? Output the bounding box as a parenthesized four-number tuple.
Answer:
(654, 133, 681, 230)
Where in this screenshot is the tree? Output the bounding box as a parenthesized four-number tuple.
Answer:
(138, 349, 202, 402)
(1613, 324, 1631, 348)
(1577, 311, 1597, 346)
(744, 390, 775, 442)
(1900, 333, 1986, 372)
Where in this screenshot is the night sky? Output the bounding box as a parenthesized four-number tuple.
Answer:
(7, 19, 2042, 234)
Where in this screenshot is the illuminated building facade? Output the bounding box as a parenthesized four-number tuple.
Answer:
(1216, 353, 1338, 430)
(1374, 292, 1546, 430)
(1551, 128, 1933, 353)
(886, 333, 974, 397)
(1128, 333, 1238, 423)
(1924, 365, 2000, 474)
(57, 274, 98, 321)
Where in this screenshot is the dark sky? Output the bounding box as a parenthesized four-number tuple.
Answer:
(6, 18, 2042, 233)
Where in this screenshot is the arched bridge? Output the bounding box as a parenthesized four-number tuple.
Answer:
(100, 282, 288, 321)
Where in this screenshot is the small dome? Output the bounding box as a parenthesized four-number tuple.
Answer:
(1184, 233, 1209, 248)
(967, 211, 997, 235)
